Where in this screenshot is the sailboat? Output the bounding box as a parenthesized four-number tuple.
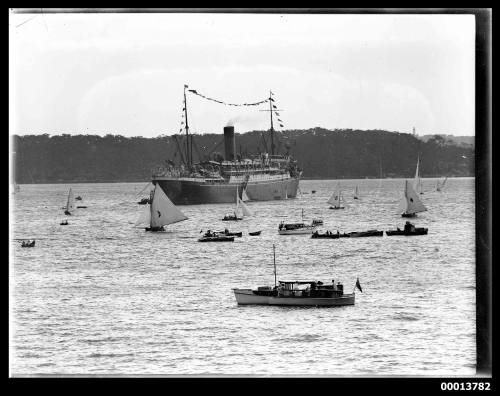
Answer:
(436, 177, 448, 192)
(353, 185, 359, 200)
(328, 183, 345, 209)
(222, 188, 252, 221)
(413, 155, 424, 195)
(135, 184, 188, 232)
(242, 187, 250, 202)
(398, 180, 427, 217)
(64, 188, 75, 215)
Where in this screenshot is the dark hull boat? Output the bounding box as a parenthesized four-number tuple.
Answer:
(146, 226, 165, 232)
(329, 206, 345, 210)
(386, 221, 428, 236)
(218, 231, 242, 237)
(138, 198, 150, 205)
(348, 230, 383, 238)
(60, 221, 69, 225)
(21, 240, 35, 247)
(199, 235, 234, 242)
(401, 213, 417, 218)
(386, 228, 428, 236)
(249, 230, 262, 236)
(311, 231, 340, 239)
(64, 211, 72, 216)
(386, 229, 427, 236)
(77, 206, 87, 209)
(222, 216, 242, 221)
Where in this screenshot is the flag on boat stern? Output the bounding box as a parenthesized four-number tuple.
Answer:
(355, 278, 363, 292)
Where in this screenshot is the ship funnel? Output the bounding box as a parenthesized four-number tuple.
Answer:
(224, 126, 236, 161)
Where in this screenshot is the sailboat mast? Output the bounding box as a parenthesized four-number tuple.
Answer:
(269, 90, 275, 155)
(273, 244, 277, 288)
(149, 185, 156, 226)
(183, 85, 190, 168)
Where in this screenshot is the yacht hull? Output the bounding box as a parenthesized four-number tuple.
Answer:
(233, 289, 355, 306)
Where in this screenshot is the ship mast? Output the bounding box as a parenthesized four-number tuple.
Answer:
(183, 84, 191, 168)
(273, 244, 277, 288)
(269, 90, 275, 156)
(259, 90, 282, 156)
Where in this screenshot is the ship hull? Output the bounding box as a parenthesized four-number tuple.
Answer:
(233, 289, 355, 306)
(153, 176, 300, 205)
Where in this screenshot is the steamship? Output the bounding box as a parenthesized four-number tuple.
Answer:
(151, 87, 301, 205)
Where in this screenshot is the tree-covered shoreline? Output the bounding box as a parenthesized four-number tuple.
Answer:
(12, 128, 474, 183)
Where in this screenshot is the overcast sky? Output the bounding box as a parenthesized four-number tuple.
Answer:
(10, 12, 475, 137)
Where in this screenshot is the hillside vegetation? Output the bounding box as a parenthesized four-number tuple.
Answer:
(12, 128, 474, 183)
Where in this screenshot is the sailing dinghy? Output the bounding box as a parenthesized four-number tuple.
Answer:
(64, 188, 75, 215)
(354, 185, 359, 199)
(436, 177, 447, 192)
(413, 155, 424, 195)
(135, 184, 188, 232)
(398, 180, 427, 218)
(222, 187, 252, 221)
(328, 183, 345, 209)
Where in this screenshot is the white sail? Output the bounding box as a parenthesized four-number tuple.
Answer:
(238, 197, 253, 217)
(402, 180, 426, 214)
(242, 187, 250, 202)
(135, 204, 151, 227)
(413, 156, 421, 192)
(437, 177, 447, 191)
(66, 188, 75, 212)
(150, 184, 188, 228)
(327, 183, 342, 207)
(354, 185, 359, 198)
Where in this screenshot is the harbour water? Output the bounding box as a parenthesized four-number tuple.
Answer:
(10, 178, 476, 375)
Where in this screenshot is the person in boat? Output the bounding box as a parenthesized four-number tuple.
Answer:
(332, 279, 336, 290)
(404, 221, 415, 233)
(313, 230, 318, 235)
(224, 228, 229, 234)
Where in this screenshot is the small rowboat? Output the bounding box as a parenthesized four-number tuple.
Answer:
(222, 215, 242, 221)
(77, 206, 87, 209)
(198, 236, 234, 242)
(249, 230, 262, 236)
(311, 231, 339, 239)
(347, 230, 383, 238)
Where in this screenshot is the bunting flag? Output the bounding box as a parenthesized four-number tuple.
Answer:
(186, 88, 268, 106)
(279, 124, 284, 128)
(184, 84, 189, 88)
